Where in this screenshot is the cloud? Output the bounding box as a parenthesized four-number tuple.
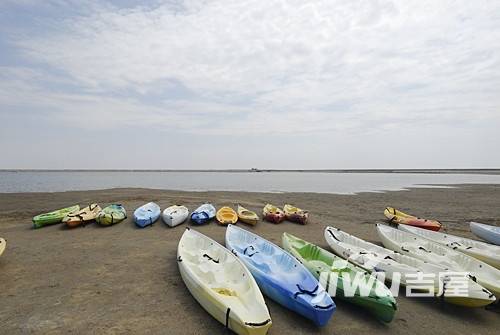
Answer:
(2, 0, 500, 136)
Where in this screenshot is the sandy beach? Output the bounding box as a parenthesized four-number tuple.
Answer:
(0, 185, 499, 334)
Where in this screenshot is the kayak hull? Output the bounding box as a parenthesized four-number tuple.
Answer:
(178, 228, 272, 335)
(283, 232, 396, 322)
(377, 224, 500, 298)
(96, 204, 127, 226)
(262, 204, 285, 224)
(283, 204, 309, 225)
(325, 226, 496, 308)
(32, 205, 80, 229)
(226, 225, 335, 327)
(190, 204, 216, 225)
(0, 238, 5, 257)
(216, 207, 238, 225)
(63, 204, 101, 228)
(237, 205, 259, 225)
(134, 202, 161, 228)
(384, 207, 441, 231)
(470, 222, 500, 246)
(162, 205, 189, 227)
(399, 224, 500, 269)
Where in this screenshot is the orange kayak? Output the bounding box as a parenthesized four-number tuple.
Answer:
(384, 207, 441, 231)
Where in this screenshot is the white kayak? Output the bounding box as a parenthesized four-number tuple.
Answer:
(470, 222, 500, 246)
(162, 205, 189, 227)
(324, 227, 495, 307)
(177, 228, 272, 335)
(377, 224, 500, 298)
(399, 224, 500, 269)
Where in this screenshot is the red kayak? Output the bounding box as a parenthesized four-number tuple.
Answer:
(384, 207, 441, 231)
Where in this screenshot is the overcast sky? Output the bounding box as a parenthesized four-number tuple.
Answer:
(1, 0, 499, 169)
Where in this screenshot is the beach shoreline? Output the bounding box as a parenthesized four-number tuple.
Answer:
(0, 185, 499, 334)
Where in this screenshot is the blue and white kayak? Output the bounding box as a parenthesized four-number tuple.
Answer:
(190, 204, 216, 225)
(134, 202, 161, 228)
(225, 224, 335, 327)
(470, 222, 500, 246)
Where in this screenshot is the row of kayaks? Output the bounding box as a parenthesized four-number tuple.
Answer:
(31, 203, 309, 228)
(384, 207, 500, 246)
(179, 223, 500, 334)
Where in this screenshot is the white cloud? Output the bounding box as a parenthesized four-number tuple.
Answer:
(4, 0, 500, 136)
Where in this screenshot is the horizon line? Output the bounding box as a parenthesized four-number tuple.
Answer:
(1, 168, 500, 174)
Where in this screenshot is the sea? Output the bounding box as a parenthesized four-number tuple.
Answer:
(1, 170, 500, 194)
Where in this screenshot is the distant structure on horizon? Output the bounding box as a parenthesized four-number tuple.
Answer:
(250, 168, 262, 172)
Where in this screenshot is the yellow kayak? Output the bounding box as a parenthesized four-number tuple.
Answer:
(384, 207, 441, 231)
(237, 205, 259, 225)
(0, 238, 6, 257)
(216, 206, 238, 225)
(283, 204, 309, 225)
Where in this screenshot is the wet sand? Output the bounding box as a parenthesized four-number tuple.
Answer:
(0, 185, 499, 334)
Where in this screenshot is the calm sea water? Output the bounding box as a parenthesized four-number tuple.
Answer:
(1, 171, 500, 194)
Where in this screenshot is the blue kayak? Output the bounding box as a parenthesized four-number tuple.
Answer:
(190, 204, 216, 225)
(470, 221, 500, 245)
(134, 202, 161, 228)
(225, 224, 335, 327)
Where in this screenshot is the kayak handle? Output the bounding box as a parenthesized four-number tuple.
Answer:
(203, 254, 219, 264)
(314, 303, 334, 310)
(326, 229, 340, 241)
(243, 245, 259, 257)
(294, 284, 318, 299)
(245, 319, 272, 327)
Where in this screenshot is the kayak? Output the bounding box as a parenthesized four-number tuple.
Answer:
(63, 204, 101, 228)
(0, 238, 5, 257)
(283, 204, 309, 225)
(325, 226, 495, 307)
(96, 204, 127, 226)
(162, 205, 189, 227)
(262, 204, 285, 224)
(32, 205, 80, 229)
(190, 204, 216, 225)
(282, 232, 397, 322)
(134, 202, 161, 228)
(384, 207, 441, 231)
(470, 222, 500, 246)
(216, 207, 238, 225)
(226, 225, 335, 327)
(178, 228, 272, 335)
(399, 224, 500, 269)
(237, 205, 259, 225)
(377, 224, 500, 298)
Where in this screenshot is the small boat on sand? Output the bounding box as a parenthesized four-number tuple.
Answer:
(63, 204, 101, 228)
(262, 204, 285, 224)
(237, 205, 259, 225)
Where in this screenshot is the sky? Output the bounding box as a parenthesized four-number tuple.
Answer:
(1, 0, 499, 169)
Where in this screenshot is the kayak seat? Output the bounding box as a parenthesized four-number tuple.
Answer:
(213, 287, 238, 297)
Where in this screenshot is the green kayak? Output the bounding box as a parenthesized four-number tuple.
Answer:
(32, 205, 80, 229)
(282, 232, 397, 323)
(96, 204, 127, 226)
